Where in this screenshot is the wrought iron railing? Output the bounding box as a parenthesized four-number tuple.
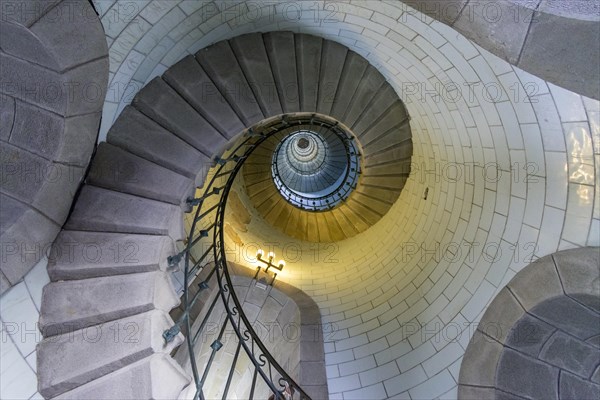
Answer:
(162, 114, 353, 400)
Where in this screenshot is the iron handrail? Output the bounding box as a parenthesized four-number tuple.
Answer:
(166, 115, 355, 400)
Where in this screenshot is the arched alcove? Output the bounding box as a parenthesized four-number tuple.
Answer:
(458, 247, 600, 399)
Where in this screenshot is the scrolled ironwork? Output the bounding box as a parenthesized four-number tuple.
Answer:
(166, 115, 350, 400)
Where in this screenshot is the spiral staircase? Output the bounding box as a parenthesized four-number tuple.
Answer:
(36, 32, 413, 399)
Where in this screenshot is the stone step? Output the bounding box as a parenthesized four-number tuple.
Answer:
(37, 310, 183, 398)
(196, 40, 264, 127)
(229, 33, 283, 117)
(363, 119, 412, 156)
(295, 34, 322, 112)
(351, 85, 399, 133)
(107, 106, 210, 186)
(40, 271, 179, 336)
(322, 212, 345, 242)
(47, 230, 174, 281)
(65, 185, 184, 241)
(88, 142, 195, 206)
(162, 55, 245, 139)
(343, 65, 386, 128)
(55, 354, 190, 400)
(264, 31, 300, 113)
(331, 207, 360, 238)
(330, 51, 369, 124)
(336, 203, 370, 233)
(317, 40, 347, 116)
(132, 77, 227, 158)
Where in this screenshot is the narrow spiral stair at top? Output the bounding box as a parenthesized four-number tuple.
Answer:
(36, 31, 412, 399)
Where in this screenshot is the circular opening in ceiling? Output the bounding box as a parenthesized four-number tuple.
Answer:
(297, 138, 310, 149)
(271, 121, 361, 212)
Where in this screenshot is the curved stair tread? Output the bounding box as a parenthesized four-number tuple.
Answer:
(54, 354, 189, 400)
(132, 77, 227, 157)
(229, 33, 283, 117)
(330, 51, 369, 123)
(39, 271, 179, 336)
(37, 310, 183, 398)
(330, 208, 360, 238)
(47, 230, 174, 281)
(264, 31, 300, 113)
(317, 40, 348, 116)
(296, 34, 323, 113)
(88, 142, 195, 206)
(196, 40, 264, 127)
(107, 106, 210, 186)
(352, 90, 407, 136)
(65, 185, 185, 241)
(342, 65, 387, 128)
(162, 55, 245, 139)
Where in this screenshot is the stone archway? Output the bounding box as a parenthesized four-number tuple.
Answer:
(458, 247, 600, 399)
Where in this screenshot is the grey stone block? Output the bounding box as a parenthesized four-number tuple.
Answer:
(0, 0, 62, 27)
(55, 354, 190, 400)
(519, 13, 600, 100)
(531, 296, 599, 341)
(107, 106, 210, 185)
(0, 20, 60, 70)
(0, 94, 15, 141)
(163, 55, 245, 139)
(9, 99, 63, 159)
(2, 93, 98, 167)
(59, 112, 101, 166)
(65, 185, 185, 241)
(0, 270, 10, 295)
(459, 330, 503, 387)
(317, 40, 347, 116)
(330, 51, 369, 124)
(403, 1, 468, 25)
(264, 31, 299, 113)
(132, 77, 227, 158)
(47, 230, 175, 281)
(229, 33, 283, 118)
(61, 56, 109, 116)
(478, 288, 526, 343)
(1, 50, 67, 114)
(37, 309, 183, 398)
(553, 247, 600, 312)
(0, 141, 84, 223)
(454, 0, 533, 64)
(560, 371, 600, 400)
(592, 365, 600, 384)
(295, 34, 322, 113)
(0, 51, 107, 117)
(507, 256, 564, 311)
(342, 65, 386, 128)
(196, 40, 263, 127)
(299, 361, 327, 385)
(29, 0, 108, 71)
(496, 348, 559, 399)
(88, 143, 194, 206)
(303, 384, 329, 400)
(457, 385, 496, 400)
(506, 313, 555, 357)
(40, 271, 180, 336)
(0, 194, 60, 284)
(539, 331, 599, 379)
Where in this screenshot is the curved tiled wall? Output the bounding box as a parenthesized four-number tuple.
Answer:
(79, 0, 600, 398)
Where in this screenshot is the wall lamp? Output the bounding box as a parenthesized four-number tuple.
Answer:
(253, 249, 285, 289)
